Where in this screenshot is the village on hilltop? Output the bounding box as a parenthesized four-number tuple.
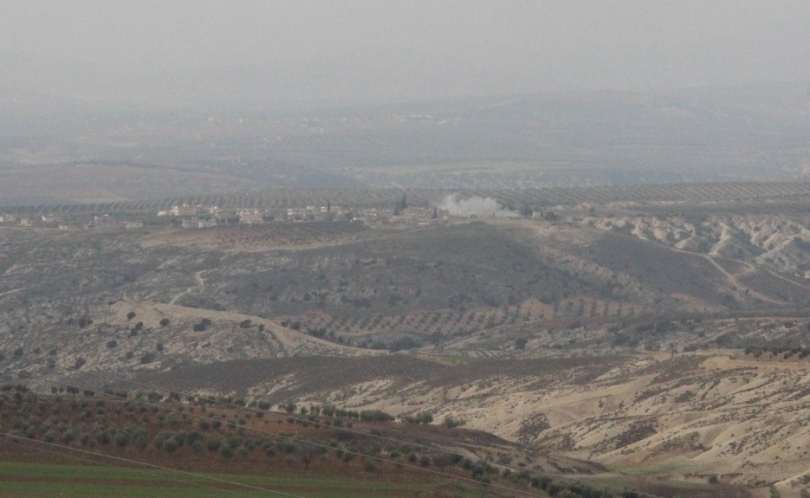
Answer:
(0, 196, 460, 232)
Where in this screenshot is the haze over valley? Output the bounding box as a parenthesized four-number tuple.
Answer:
(3, 2, 810, 497)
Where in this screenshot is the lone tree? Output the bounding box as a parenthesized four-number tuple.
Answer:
(300, 446, 315, 469)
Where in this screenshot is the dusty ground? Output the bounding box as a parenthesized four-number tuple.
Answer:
(130, 347, 810, 497)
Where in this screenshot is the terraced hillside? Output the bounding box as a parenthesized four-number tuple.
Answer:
(5, 186, 810, 497)
(134, 345, 810, 496)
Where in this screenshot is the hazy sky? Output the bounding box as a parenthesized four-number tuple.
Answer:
(2, 0, 809, 104)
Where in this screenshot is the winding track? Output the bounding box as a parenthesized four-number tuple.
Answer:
(169, 270, 206, 305)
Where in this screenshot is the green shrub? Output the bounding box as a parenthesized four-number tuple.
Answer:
(162, 436, 181, 453)
(359, 410, 395, 422)
(114, 430, 130, 447)
(132, 430, 149, 450)
(206, 435, 221, 451)
(62, 429, 77, 444)
(443, 416, 466, 428)
(403, 412, 433, 425)
(219, 444, 234, 458)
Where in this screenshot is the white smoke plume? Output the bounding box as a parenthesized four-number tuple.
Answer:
(438, 195, 515, 218)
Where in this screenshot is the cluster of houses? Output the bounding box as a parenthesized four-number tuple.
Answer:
(0, 214, 68, 229)
(157, 202, 446, 230)
(0, 201, 451, 232)
(156, 203, 335, 227)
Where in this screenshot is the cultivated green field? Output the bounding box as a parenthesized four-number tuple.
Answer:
(0, 462, 498, 498)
